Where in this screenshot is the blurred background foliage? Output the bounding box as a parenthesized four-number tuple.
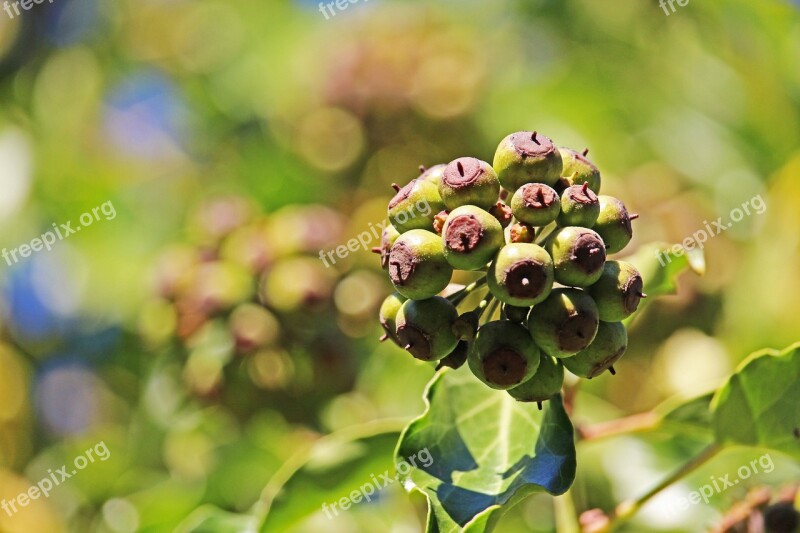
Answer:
(0, 0, 799, 531)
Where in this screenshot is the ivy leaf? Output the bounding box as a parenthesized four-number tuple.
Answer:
(657, 392, 715, 440)
(395, 366, 576, 533)
(711, 342, 800, 459)
(626, 242, 705, 299)
(175, 505, 257, 533)
(256, 419, 406, 532)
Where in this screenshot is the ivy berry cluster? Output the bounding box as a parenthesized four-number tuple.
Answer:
(376, 131, 645, 408)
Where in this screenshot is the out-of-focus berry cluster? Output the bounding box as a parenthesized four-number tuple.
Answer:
(141, 197, 385, 404)
(712, 485, 799, 533)
(377, 131, 645, 408)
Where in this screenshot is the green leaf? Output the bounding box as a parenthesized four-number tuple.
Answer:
(256, 419, 407, 532)
(711, 342, 800, 459)
(395, 366, 576, 533)
(626, 242, 705, 299)
(175, 505, 257, 533)
(657, 392, 715, 440)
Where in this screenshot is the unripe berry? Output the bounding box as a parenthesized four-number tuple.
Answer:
(452, 310, 480, 341)
(489, 201, 514, 228)
(528, 288, 599, 358)
(588, 261, 644, 322)
(493, 131, 563, 191)
(510, 183, 560, 226)
(488, 243, 554, 307)
(379, 292, 407, 345)
(507, 353, 564, 407)
(388, 229, 453, 300)
(395, 296, 459, 361)
(503, 304, 531, 323)
(418, 164, 446, 186)
(442, 206, 504, 270)
(229, 303, 280, 353)
(594, 196, 634, 254)
(194, 261, 254, 313)
(435, 340, 468, 370)
(558, 148, 601, 193)
(261, 257, 334, 312)
(373, 224, 400, 269)
(562, 321, 627, 378)
(388, 179, 446, 233)
(468, 320, 541, 390)
(557, 183, 600, 228)
(432, 210, 448, 235)
(546, 227, 607, 287)
(438, 157, 501, 211)
(505, 222, 536, 244)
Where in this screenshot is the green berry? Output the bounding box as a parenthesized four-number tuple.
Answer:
(388, 179, 446, 233)
(557, 183, 600, 227)
(546, 226, 607, 287)
(229, 303, 280, 353)
(396, 297, 459, 361)
(588, 261, 645, 322)
(507, 354, 564, 407)
(388, 230, 453, 300)
(562, 321, 627, 378)
(418, 164, 446, 186)
(528, 288, 599, 358)
(493, 131, 563, 191)
(594, 196, 635, 254)
(435, 340, 469, 370)
(432, 210, 448, 235)
(452, 311, 480, 341)
(503, 304, 531, 323)
(379, 292, 407, 345)
(504, 222, 536, 244)
(442, 205, 505, 270)
(261, 257, 332, 312)
(558, 148, 601, 193)
(489, 201, 514, 228)
(373, 224, 400, 269)
(468, 320, 541, 390)
(438, 157, 500, 210)
(488, 243, 554, 307)
(510, 183, 561, 226)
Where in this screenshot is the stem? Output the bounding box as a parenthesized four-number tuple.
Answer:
(577, 412, 660, 442)
(608, 443, 722, 527)
(483, 298, 500, 323)
(475, 293, 495, 320)
(535, 223, 556, 246)
(562, 379, 582, 418)
(448, 276, 488, 306)
(554, 489, 581, 533)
